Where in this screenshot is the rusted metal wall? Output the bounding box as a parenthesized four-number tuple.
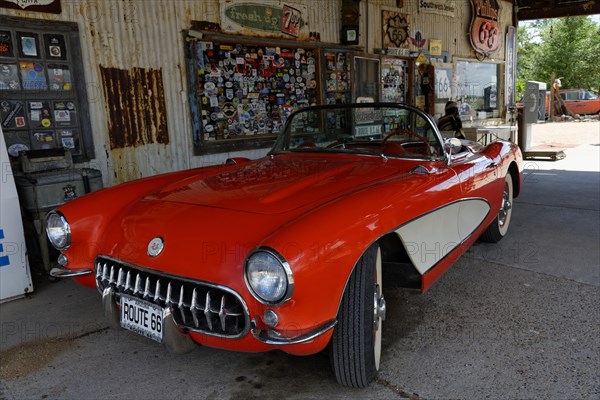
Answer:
(1, 1, 513, 185)
(99, 66, 169, 150)
(0, 0, 341, 185)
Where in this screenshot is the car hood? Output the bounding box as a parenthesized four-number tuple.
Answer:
(144, 154, 401, 214)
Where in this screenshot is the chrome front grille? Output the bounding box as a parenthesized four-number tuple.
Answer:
(95, 256, 249, 338)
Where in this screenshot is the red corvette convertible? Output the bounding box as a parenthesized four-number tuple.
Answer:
(47, 103, 522, 387)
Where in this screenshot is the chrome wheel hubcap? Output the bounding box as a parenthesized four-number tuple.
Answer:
(373, 287, 386, 328)
(499, 182, 512, 227)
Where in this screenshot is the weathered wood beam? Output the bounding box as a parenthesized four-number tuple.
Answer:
(517, 1, 600, 20)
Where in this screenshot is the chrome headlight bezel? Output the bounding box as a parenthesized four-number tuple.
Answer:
(244, 247, 294, 306)
(46, 211, 71, 250)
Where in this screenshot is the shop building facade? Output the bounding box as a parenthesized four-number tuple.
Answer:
(1, 0, 517, 186)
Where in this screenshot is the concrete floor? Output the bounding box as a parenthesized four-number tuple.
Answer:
(1, 122, 599, 399)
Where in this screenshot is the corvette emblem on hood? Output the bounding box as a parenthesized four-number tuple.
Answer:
(147, 237, 164, 257)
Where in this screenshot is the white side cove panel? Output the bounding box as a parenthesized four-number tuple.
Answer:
(396, 199, 490, 275)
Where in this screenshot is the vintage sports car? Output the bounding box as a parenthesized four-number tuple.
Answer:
(47, 103, 523, 387)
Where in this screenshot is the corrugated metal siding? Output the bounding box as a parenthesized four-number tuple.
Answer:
(0, 0, 342, 185)
(1, 0, 512, 185)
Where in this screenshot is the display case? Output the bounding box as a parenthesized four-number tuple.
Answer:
(0, 17, 93, 161)
(187, 36, 321, 154)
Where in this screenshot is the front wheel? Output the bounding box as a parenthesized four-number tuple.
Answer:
(330, 244, 386, 387)
(480, 173, 514, 243)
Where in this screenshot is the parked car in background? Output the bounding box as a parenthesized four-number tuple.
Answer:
(517, 89, 600, 117)
(559, 89, 600, 115)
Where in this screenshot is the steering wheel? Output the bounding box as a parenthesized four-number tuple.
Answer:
(382, 129, 432, 157)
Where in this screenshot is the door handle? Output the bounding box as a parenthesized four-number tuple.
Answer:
(485, 162, 497, 169)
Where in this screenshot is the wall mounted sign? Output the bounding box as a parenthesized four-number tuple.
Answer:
(411, 31, 426, 48)
(386, 47, 410, 57)
(415, 52, 428, 64)
(418, 0, 456, 18)
(221, 1, 308, 40)
(382, 11, 409, 49)
(429, 39, 442, 56)
(0, 0, 61, 14)
(468, 0, 501, 58)
(281, 4, 301, 37)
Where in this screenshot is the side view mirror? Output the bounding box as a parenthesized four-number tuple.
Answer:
(444, 137, 463, 157)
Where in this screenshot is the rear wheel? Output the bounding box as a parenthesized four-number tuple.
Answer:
(330, 244, 386, 387)
(480, 173, 513, 243)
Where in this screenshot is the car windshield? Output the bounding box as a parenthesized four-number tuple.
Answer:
(271, 104, 444, 160)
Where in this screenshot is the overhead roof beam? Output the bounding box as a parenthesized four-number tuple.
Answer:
(517, 1, 600, 20)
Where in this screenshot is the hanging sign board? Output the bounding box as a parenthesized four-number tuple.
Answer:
(468, 0, 501, 57)
(0, 0, 61, 14)
(417, 0, 456, 18)
(221, 1, 308, 40)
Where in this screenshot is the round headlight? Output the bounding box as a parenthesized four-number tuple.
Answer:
(46, 212, 71, 250)
(245, 249, 293, 305)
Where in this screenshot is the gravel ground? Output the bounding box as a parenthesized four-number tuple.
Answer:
(531, 120, 600, 147)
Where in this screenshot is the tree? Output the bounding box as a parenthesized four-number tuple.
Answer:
(517, 16, 600, 97)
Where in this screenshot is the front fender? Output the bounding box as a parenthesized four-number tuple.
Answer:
(256, 166, 462, 334)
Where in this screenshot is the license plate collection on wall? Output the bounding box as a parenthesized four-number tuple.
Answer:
(0, 27, 83, 157)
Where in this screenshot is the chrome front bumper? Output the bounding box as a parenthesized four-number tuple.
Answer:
(50, 265, 93, 278)
(251, 319, 337, 345)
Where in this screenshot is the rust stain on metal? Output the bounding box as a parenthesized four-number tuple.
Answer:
(99, 66, 169, 150)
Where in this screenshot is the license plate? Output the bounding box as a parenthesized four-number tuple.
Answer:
(120, 294, 163, 343)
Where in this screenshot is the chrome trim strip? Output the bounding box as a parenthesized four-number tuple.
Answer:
(49, 266, 93, 278)
(251, 319, 337, 345)
(244, 246, 294, 306)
